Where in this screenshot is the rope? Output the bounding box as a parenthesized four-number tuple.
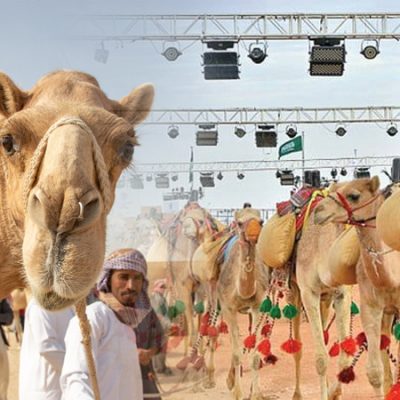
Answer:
(23, 116, 113, 213)
(75, 298, 101, 400)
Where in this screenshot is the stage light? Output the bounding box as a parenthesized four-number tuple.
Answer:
(171, 175, 179, 182)
(248, 43, 267, 64)
(280, 169, 295, 186)
(167, 125, 179, 139)
(155, 174, 170, 189)
(360, 40, 380, 60)
(340, 167, 347, 176)
(145, 174, 153, 182)
(94, 42, 109, 64)
(255, 125, 277, 148)
(309, 37, 345, 76)
(237, 172, 245, 180)
(354, 167, 370, 179)
(387, 124, 398, 137)
(130, 174, 144, 189)
(217, 172, 223, 180)
(330, 168, 338, 179)
(285, 125, 297, 138)
(335, 126, 347, 137)
(202, 51, 240, 80)
(234, 126, 246, 138)
(162, 46, 182, 61)
(200, 172, 215, 187)
(196, 125, 218, 146)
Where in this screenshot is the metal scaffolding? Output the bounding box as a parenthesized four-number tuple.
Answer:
(78, 13, 400, 41)
(144, 106, 400, 126)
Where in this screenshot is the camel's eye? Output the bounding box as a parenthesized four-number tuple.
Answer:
(121, 142, 134, 162)
(1, 134, 16, 156)
(347, 193, 360, 202)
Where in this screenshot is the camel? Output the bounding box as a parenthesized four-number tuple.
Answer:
(0, 70, 154, 310)
(217, 207, 267, 400)
(314, 176, 399, 398)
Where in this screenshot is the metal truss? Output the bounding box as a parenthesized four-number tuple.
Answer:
(132, 156, 395, 175)
(79, 13, 400, 42)
(145, 106, 400, 126)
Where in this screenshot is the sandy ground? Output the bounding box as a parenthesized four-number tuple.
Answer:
(6, 300, 389, 400)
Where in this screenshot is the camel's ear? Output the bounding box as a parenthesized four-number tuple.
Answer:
(0, 72, 27, 117)
(368, 176, 380, 193)
(116, 83, 154, 126)
(328, 181, 339, 192)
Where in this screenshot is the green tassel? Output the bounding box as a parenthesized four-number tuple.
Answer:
(167, 306, 178, 320)
(194, 301, 205, 314)
(350, 301, 360, 315)
(270, 304, 281, 319)
(159, 303, 168, 317)
(393, 323, 400, 341)
(283, 304, 298, 320)
(259, 297, 272, 313)
(175, 300, 185, 315)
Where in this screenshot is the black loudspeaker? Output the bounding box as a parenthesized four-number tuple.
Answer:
(392, 158, 400, 183)
(304, 170, 313, 186)
(311, 170, 321, 188)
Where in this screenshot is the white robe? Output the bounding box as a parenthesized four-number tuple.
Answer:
(19, 299, 74, 400)
(61, 301, 143, 400)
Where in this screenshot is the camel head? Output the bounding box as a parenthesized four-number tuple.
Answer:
(314, 176, 381, 226)
(0, 71, 154, 310)
(234, 207, 263, 244)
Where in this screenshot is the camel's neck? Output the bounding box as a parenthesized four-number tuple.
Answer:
(236, 241, 257, 299)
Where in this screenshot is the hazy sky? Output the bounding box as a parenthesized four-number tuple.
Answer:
(1, 0, 399, 249)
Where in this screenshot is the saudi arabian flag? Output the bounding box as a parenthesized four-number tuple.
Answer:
(278, 136, 303, 159)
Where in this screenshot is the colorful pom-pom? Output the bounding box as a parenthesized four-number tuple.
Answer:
(261, 324, 271, 337)
(381, 334, 391, 350)
(281, 338, 302, 354)
(283, 304, 298, 320)
(207, 326, 219, 337)
(323, 330, 329, 346)
(329, 342, 340, 357)
(244, 334, 257, 349)
(257, 338, 271, 356)
(218, 320, 229, 334)
(340, 337, 357, 356)
(351, 301, 360, 315)
(338, 366, 355, 384)
(194, 301, 205, 314)
(356, 332, 367, 348)
(175, 300, 185, 314)
(259, 297, 272, 313)
(386, 382, 400, 400)
(270, 305, 281, 319)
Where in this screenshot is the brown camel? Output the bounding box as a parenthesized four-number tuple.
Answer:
(217, 207, 267, 400)
(314, 177, 398, 399)
(0, 70, 154, 310)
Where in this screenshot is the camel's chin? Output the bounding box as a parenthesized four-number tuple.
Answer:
(33, 289, 80, 311)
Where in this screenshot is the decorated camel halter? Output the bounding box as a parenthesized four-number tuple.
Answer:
(327, 191, 380, 228)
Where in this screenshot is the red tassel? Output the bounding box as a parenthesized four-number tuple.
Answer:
(381, 334, 391, 351)
(170, 324, 183, 336)
(281, 338, 302, 354)
(323, 330, 329, 345)
(201, 312, 210, 325)
(356, 332, 367, 348)
(199, 324, 208, 336)
(218, 321, 229, 334)
(264, 354, 278, 365)
(340, 337, 357, 356)
(257, 338, 271, 356)
(386, 383, 400, 400)
(329, 342, 340, 357)
(261, 323, 271, 337)
(207, 326, 219, 338)
(337, 366, 355, 384)
(243, 334, 256, 349)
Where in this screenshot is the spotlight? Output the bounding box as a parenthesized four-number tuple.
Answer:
(167, 125, 179, 139)
(387, 124, 398, 137)
(234, 126, 246, 138)
(330, 168, 338, 179)
(217, 172, 223, 180)
(335, 126, 347, 137)
(354, 167, 370, 179)
(275, 170, 282, 179)
(285, 125, 297, 138)
(248, 43, 267, 64)
(203, 51, 240, 80)
(94, 42, 109, 64)
(309, 37, 345, 76)
(237, 172, 245, 180)
(360, 40, 380, 60)
(279, 169, 295, 186)
(162, 46, 182, 61)
(200, 172, 215, 187)
(340, 167, 347, 176)
(171, 175, 179, 182)
(196, 125, 218, 146)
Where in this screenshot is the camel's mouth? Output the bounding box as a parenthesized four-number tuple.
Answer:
(33, 288, 80, 311)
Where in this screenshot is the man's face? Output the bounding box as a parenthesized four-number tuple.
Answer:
(110, 269, 144, 306)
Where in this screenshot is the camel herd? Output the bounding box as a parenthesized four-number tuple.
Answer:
(0, 70, 400, 400)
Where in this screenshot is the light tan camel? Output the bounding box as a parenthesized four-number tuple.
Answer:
(217, 207, 268, 400)
(0, 70, 154, 310)
(314, 176, 398, 399)
(8, 288, 27, 344)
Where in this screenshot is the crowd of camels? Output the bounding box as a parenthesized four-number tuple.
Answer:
(0, 70, 400, 400)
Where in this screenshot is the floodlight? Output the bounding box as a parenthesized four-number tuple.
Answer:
(167, 125, 179, 139)
(280, 169, 295, 186)
(330, 168, 338, 179)
(171, 175, 179, 182)
(196, 126, 218, 146)
(234, 126, 246, 138)
(248, 43, 267, 64)
(237, 172, 245, 180)
(285, 125, 297, 138)
(275, 170, 282, 179)
(200, 172, 215, 187)
(354, 167, 370, 179)
(162, 46, 182, 61)
(387, 124, 398, 137)
(340, 167, 347, 176)
(309, 38, 345, 76)
(217, 172, 224, 180)
(155, 174, 170, 189)
(392, 158, 400, 183)
(255, 125, 277, 148)
(203, 51, 240, 80)
(360, 40, 380, 60)
(94, 42, 109, 64)
(130, 174, 144, 189)
(335, 126, 347, 137)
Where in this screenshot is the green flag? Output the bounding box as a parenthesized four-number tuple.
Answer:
(278, 136, 303, 159)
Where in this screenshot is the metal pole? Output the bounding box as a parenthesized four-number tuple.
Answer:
(301, 131, 305, 184)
